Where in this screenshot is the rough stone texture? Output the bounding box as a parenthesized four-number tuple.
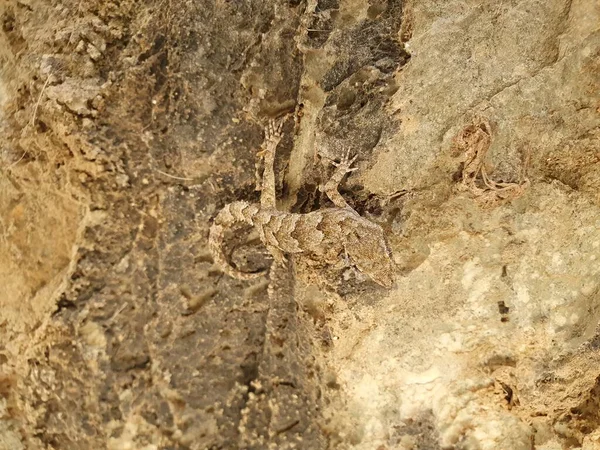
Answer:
(0, 0, 599, 449)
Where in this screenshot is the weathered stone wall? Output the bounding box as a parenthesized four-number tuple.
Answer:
(0, 0, 599, 448)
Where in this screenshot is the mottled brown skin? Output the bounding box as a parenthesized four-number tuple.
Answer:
(209, 119, 395, 288)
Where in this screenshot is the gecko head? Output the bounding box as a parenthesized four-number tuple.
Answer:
(351, 237, 396, 288)
(344, 221, 397, 288)
(366, 256, 396, 288)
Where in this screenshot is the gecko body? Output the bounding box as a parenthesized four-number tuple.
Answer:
(209, 119, 395, 288)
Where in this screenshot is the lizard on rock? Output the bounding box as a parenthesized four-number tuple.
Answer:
(209, 118, 395, 288)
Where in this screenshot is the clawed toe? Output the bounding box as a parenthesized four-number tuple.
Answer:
(331, 150, 358, 172)
(259, 117, 286, 160)
(265, 117, 285, 140)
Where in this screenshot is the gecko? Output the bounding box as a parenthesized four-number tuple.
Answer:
(208, 118, 395, 288)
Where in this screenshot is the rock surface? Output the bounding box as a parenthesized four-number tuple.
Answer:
(0, 0, 599, 449)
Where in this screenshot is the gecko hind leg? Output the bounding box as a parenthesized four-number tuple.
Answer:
(266, 244, 288, 266)
(320, 149, 358, 209)
(259, 118, 285, 209)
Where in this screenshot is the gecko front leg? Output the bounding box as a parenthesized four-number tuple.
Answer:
(319, 149, 358, 209)
(258, 118, 289, 268)
(258, 118, 285, 209)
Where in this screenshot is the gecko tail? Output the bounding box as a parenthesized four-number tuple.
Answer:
(208, 201, 266, 280)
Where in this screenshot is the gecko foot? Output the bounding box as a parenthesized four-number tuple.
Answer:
(319, 149, 358, 193)
(271, 247, 288, 266)
(257, 117, 285, 159)
(330, 149, 358, 174)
